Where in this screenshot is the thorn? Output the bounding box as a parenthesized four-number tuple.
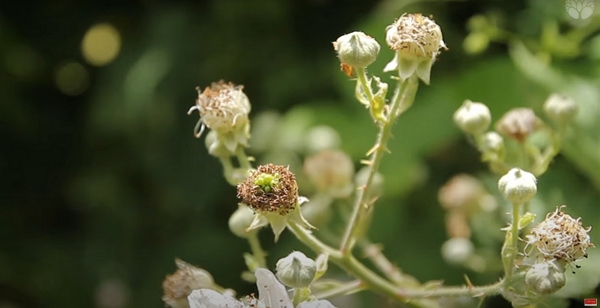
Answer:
(366, 144, 379, 156)
(464, 274, 474, 289)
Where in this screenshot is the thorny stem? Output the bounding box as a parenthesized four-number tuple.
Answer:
(226, 76, 507, 305)
(339, 77, 417, 255)
(288, 221, 503, 305)
(362, 243, 411, 285)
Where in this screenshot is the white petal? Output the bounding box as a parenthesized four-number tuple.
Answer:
(266, 213, 288, 242)
(397, 56, 418, 81)
(297, 300, 338, 308)
(255, 268, 293, 308)
(246, 214, 269, 233)
(221, 133, 239, 153)
(383, 53, 399, 72)
(416, 58, 434, 85)
(188, 289, 243, 308)
(289, 207, 316, 231)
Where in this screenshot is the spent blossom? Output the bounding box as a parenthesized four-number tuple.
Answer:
(237, 164, 315, 241)
(526, 206, 594, 264)
(383, 13, 447, 84)
(163, 259, 218, 308)
(188, 81, 251, 153)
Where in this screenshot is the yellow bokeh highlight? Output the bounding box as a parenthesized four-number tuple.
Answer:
(81, 23, 121, 66)
(55, 61, 89, 96)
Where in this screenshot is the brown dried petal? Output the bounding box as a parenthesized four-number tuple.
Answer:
(237, 164, 299, 215)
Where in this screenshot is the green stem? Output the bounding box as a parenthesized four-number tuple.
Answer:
(362, 243, 414, 285)
(339, 77, 417, 255)
(312, 280, 365, 299)
(288, 221, 502, 306)
(220, 157, 238, 185)
(505, 202, 521, 278)
(532, 129, 562, 176)
(247, 232, 267, 269)
(356, 67, 376, 105)
(398, 281, 503, 298)
(355, 67, 383, 123)
(236, 146, 252, 170)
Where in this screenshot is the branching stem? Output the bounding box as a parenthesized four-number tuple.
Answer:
(339, 77, 417, 255)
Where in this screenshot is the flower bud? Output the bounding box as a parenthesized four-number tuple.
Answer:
(453, 100, 491, 135)
(276, 251, 317, 288)
(228, 204, 256, 238)
(483, 131, 504, 153)
(163, 259, 215, 308)
(333, 31, 380, 68)
(304, 125, 341, 154)
(495, 108, 543, 143)
(383, 13, 447, 84)
(498, 168, 537, 204)
(304, 150, 354, 198)
(438, 174, 486, 210)
(463, 32, 489, 55)
(441, 237, 474, 265)
(543, 93, 578, 125)
(525, 260, 566, 294)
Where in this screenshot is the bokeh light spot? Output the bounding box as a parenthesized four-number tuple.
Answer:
(81, 23, 121, 66)
(55, 61, 89, 96)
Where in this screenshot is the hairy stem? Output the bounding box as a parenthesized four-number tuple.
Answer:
(288, 221, 503, 306)
(339, 77, 417, 255)
(505, 202, 521, 278)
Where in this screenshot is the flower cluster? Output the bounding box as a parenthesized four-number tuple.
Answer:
(188, 268, 335, 308)
(526, 206, 594, 264)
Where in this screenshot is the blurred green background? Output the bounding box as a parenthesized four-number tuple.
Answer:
(1, 0, 599, 307)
